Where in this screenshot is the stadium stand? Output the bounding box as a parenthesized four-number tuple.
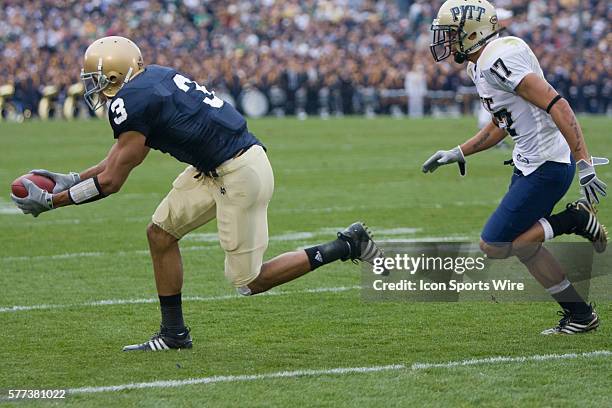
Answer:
(0, 0, 609, 119)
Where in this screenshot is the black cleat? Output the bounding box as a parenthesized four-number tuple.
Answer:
(337, 222, 384, 265)
(568, 199, 607, 253)
(122, 326, 192, 351)
(541, 306, 600, 335)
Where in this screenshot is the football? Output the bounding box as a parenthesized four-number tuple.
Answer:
(11, 174, 56, 198)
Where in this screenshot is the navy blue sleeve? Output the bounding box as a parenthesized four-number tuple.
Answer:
(108, 90, 152, 139)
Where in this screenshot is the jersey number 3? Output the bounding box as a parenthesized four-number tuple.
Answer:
(173, 74, 223, 108)
(110, 98, 128, 125)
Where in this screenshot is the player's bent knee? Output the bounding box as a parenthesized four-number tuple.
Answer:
(146, 223, 177, 248)
(224, 248, 266, 293)
(480, 239, 512, 259)
(513, 242, 543, 264)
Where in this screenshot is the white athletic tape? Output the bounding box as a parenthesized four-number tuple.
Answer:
(69, 177, 102, 204)
(538, 218, 555, 241)
(67, 350, 611, 394)
(545, 278, 571, 295)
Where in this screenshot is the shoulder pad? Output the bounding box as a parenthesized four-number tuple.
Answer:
(479, 37, 529, 70)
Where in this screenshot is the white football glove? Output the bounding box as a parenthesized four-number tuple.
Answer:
(577, 157, 608, 205)
(29, 169, 80, 193)
(422, 146, 466, 176)
(11, 178, 54, 217)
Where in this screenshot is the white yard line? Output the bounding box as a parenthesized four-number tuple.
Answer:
(1, 248, 211, 262)
(69, 364, 406, 394)
(3, 197, 501, 223)
(293, 235, 473, 251)
(410, 350, 612, 369)
(184, 227, 423, 243)
(377, 236, 472, 243)
(2, 252, 106, 262)
(0, 285, 362, 313)
(0, 198, 21, 214)
(3, 227, 462, 263)
(1, 198, 499, 221)
(67, 350, 611, 395)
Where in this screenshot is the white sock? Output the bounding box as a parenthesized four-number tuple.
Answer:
(546, 278, 571, 295)
(538, 218, 554, 241)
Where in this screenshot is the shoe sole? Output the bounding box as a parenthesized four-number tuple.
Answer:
(122, 343, 193, 352)
(339, 222, 384, 265)
(545, 324, 599, 335)
(356, 222, 385, 265)
(576, 201, 607, 253)
(541, 314, 600, 335)
(596, 224, 608, 253)
(541, 326, 599, 335)
(122, 339, 193, 352)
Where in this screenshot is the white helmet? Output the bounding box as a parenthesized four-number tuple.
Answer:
(430, 0, 503, 64)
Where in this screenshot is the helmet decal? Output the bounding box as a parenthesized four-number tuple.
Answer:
(450, 5, 487, 22)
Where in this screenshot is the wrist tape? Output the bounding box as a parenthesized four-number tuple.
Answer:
(68, 176, 105, 204)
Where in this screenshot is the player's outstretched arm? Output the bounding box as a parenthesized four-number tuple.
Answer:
(29, 143, 119, 194)
(12, 131, 149, 217)
(52, 131, 149, 208)
(79, 142, 120, 180)
(459, 121, 507, 156)
(516, 74, 608, 204)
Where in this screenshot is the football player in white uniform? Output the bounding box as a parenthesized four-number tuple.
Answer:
(422, 0, 608, 334)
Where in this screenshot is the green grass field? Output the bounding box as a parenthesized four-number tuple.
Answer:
(1, 117, 611, 407)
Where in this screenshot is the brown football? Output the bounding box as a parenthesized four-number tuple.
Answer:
(11, 174, 56, 198)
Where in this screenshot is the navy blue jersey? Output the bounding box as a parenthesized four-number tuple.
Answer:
(108, 65, 262, 173)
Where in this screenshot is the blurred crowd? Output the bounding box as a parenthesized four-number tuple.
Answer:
(0, 0, 609, 117)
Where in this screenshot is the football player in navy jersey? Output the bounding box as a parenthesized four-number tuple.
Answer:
(12, 36, 383, 352)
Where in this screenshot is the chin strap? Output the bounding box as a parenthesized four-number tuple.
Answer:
(454, 51, 468, 64)
(124, 67, 134, 84)
(453, 9, 469, 63)
(454, 27, 507, 63)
